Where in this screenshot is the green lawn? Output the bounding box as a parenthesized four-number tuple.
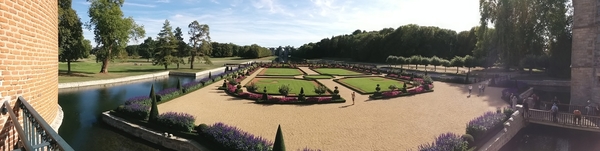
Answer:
(248, 78, 328, 95)
(338, 77, 410, 93)
(260, 68, 304, 76)
(313, 68, 363, 76)
(303, 75, 334, 79)
(59, 55, 275, 83)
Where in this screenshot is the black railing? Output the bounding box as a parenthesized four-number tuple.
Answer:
(2, 96, 73, 151)
(526, 109, 600, 129)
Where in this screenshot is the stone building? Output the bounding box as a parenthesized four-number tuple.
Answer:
(571, 0, 600, 107)
(0, 0, 63, 149)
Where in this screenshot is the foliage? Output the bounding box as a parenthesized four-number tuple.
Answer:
(278, 84, 292, 96)
(461, 134, 475, 148)
(417, 133, 468, 151)
(388, 85, 397, 90)
(313, 85, 327, 95)
(203, 122, 273, 151)
(149, 84, 159, 123)
(503, 108, 515, 118)
(124, 96, 150, 105)
(466, 112, 506, 141)
(152, 20, 178, 69)
(86, 0, 143, 73)
(228, 77, 238, 85)
(116, 102, 150, 120)
(188, 20, 212, 69)
(422, 75, 433, 84)
(246, 82, 259, 92)
(59, 0, 90, 73)
(173, 27, 189, 69)
(273, 125, 285, 151)
(156, 88, 181, 102)
(156, 112, 196, 132)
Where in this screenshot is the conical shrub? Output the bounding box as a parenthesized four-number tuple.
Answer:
(149, 84, 159, 123)
(273, 124, 286, 151)
(176, 78, 182, 91)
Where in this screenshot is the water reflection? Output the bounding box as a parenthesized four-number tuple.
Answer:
(58, 75, 196, 151)
(501, 124, 600, 151)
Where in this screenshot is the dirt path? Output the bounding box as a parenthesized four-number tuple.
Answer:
(159, 68, 509, 151)
(298, 67, 319, 75)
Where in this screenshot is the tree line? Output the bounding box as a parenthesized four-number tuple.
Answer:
(292, 0, 573, 78)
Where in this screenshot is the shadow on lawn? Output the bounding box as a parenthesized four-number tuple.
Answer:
(58, 71, 94, 77)
(59, 70, 96, 75)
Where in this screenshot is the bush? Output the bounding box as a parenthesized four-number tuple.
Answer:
(156, 112, 196, 132)
(278, 84, 292, 96)
(422, 75, 433, 84)
(388, 85, 397, 90)
(417, 132, 468, 151)
(116, 103, 150, 120)
(203, 122, 273, 151)
(246, 82, 259, 92)
(124, 96, 151, 105)
(466, 112, 506, 142)
(196, 123, 209, 134)
(314, 85, 327, 95)
(299, 147, 322, 151)
(156, 88, 181, 102)
(462, 134, 475, 148)
(503, 108, 515, 118)
(228, 77, 238, 85)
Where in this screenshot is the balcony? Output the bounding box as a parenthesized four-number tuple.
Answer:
(1, 96, 73, 151)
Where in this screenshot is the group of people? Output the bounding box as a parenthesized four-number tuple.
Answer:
(467, 84, 486, 97)
(516, 94, 600, 125)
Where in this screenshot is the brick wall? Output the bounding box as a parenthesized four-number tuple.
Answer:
(571, 0, 600, 106)
(0, 0, 59, 148)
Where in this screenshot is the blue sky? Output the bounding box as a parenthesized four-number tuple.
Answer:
(73, 0, 481, 48)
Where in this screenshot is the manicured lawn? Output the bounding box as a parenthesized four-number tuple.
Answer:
(338, 77, 410, 93)
(303, 75, 334, 79)
(313, 68, 363, 76)
(59, 55, 275, 83)
(259, 68, 304, 76)
(247, 78, 328, 95)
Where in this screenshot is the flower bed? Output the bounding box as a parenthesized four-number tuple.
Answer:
(369, 84, 434, 99)
(416, 133, 468, 151)
(466, 112, 507, 146)
(156, 88, 181, 102)
(225, 83, 345, 104)
(156, 112, 196, 132)
(199, 122, 273, 151)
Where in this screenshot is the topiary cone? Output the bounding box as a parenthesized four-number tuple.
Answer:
(300, 87, 304, 94)
(273, 124, 286, 151)
(176, 78, 182, 91)
(149, 84, 159, 123)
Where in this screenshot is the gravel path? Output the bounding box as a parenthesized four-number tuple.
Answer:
(298, 67, 319, 75)
(158, 68, 508, 151)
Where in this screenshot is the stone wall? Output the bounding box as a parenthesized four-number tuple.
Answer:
(0, 0, 59, 149)
(516, 80, 570, 87)
(58, 71, 170, 89)
(101, 112, 208, 151)
(571, 0, 600, 106)
(479, 107, 525, 151)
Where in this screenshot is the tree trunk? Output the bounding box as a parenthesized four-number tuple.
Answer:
(177, 63, 180, 69)
(434, 66, 436, 71)
(67, 61, 71, 74)
(444, 67, 447, 73)
(190, 55, 195, 69)
(99, 47, 111, 73)
(456, 67, 459, 74)
(164, 64, 168, 70)
(415, 64, 417, 70)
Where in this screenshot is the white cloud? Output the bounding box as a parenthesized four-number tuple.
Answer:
(156, 0, 170, 3)
(124, 2, 156, 8)
(82, 0, 481, 48)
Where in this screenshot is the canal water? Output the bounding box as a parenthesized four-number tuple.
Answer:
(57, 75, 200, 151)
(500, 124, 600, 151)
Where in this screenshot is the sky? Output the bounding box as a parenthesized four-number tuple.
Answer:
(73, 0, 481, 48)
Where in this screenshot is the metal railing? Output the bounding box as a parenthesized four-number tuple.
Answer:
(526, 109, 600, 129)
(537, 101, 599, 115)
(1, 96, 73, 151)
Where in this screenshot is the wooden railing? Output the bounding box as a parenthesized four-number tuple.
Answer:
(2, 96, 73, 151)
(526, 109, 600, 129)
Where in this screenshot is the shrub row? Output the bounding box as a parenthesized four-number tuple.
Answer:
(225, 83, 345, 104)
(416, 133, 468, 151)
(466, 111, 507, 145)
(199, 122, 273, 151)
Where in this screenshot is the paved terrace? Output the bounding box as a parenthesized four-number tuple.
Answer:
(158, 68, 509, 151)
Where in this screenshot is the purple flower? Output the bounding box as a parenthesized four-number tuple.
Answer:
(299, 147, 322, 151)
(183, 80, 202, 89)
(157, 88, 179, 96)
(118, 102, 150, 119)
(467, 112, 506, 132)
(417, 133, 467, 151)
(125, 96, 150, 105)
(203, 122, 273, 151)
(156, 112, 196, 132)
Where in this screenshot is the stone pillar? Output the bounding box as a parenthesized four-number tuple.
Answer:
(571, 0, 600, 108)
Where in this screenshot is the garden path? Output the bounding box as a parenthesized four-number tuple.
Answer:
(298, 67, 319, 75)
(159, 67, 509, 151)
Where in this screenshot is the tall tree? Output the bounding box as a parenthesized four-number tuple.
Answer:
(174, 27, 188, 69)
(59, 0, 89, 74)
(188, 20, 212, 69)
(87, 0, 144, 73)
(153, 20, 178, 70)
(139, 37, 156, 62)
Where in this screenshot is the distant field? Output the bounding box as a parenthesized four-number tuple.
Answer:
(59, 55, 275, 83)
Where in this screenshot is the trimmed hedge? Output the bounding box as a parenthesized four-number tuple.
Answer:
(201, 122, 273, 151)
(466, 112, 507, 145)
(156, 112, 196, 132)
(416, 133, 468, 151)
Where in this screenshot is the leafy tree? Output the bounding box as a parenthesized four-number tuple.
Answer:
(430, 56, 442, 71)
(441, 59, 451, 73)
(153, 20, 178, 69)
(138, 37, 156, 62)
(420, 57, 431, 69)
(273, 125, 286, 151)
(87, 0, 145, 73)
(174, 27, 188, 69)
(188, 20, 212, 69)
(386, 55, 395, 67)
(59, 0, 89, 74)
(450, 56, 464, 74)
(149, 84, 159, 122)
(409, 56, 422, 70)
(463, 55, 476, 73)
(396, 56, 407, 70)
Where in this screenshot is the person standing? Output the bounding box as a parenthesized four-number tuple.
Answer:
(351, 92, 356, 105)
(511, 94, 518, 109)
(573, 109, 582, 125)
(468, 85, 473, 97)
(532, 94, 540, 109)
(551, 103, 559, 122)
(522, 99, 530, 118)
(478, 84, 482, 96)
